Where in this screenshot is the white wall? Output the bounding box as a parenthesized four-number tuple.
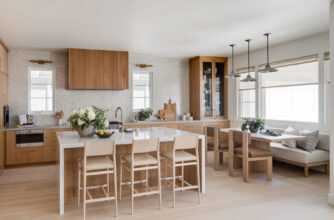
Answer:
(7, 49, 189, 125)
(228, 32, 330, 131)
(328, 0, 334, 207)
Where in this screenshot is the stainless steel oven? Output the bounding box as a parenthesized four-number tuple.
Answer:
(16, 130, 44, 147)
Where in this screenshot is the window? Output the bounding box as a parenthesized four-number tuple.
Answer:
(238, 71, 256, 118)
(28, 68, 55, 113)
(261, 61, 319, 122)
(132, 71, 153, 111)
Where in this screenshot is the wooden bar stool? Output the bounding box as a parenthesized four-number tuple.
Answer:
(205, 126, 228, 170)
(77, 140, 118, 220)
(119, 138, 162, 215)
(162, 136, 201, 208)
(228, 130, 273, 182)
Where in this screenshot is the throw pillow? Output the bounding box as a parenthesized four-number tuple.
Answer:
(297, 130, 320, 152)
(282, 127, 298, 148)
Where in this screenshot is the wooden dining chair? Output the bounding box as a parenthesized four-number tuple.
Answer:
(205, 126, 228, 170)
(162, 135, 201, 208)
(119, 138, 162, 215)
(77, 140, 118, 220)
(228, 130, 273, 182)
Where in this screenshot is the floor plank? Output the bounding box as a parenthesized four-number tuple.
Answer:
(0, 152, 333, 220)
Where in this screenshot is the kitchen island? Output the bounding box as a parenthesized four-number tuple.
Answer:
(57, 127, 205, 215)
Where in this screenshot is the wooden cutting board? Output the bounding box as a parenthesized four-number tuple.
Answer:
(156, 99, 177, 121)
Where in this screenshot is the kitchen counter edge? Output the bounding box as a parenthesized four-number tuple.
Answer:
(3, 119, 229, 131)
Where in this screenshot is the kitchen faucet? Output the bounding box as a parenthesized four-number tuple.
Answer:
(115, 107, 124, 131)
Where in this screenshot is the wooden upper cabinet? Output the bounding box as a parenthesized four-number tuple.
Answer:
(68, 49, 85, 89)
(68, 48, 129, 90)
(0, 39, 8, 75)
(85, 49, 100, 89)
(189, 56, 228, 120)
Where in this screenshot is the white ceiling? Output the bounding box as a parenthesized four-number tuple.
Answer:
(0, 0, 329, 57)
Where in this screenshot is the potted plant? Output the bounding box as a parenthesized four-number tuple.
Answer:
(67, 106, 109, 137)
(137, 108, 153, 121)
(241, 117, 265, 133)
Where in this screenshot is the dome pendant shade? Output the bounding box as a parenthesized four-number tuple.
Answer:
(226, 70, 241, 78)
(241, 39, 256, 82)
(225, 44, 241, 78)
(241, 74, 256, 82)
(259, 33, 278, 73)
(259, 63, 278, 73)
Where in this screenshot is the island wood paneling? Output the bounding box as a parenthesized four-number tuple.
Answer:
(68, 49, 128, 90)
(63, 139, 203, 203)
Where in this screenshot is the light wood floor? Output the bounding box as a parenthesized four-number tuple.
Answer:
(0, 152, 333, 220)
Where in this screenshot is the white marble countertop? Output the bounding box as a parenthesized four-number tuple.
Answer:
(4, 119, 229, 131)
(57, 127, 205, 149)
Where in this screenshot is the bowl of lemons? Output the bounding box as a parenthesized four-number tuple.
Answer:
(96, 129, 113, 138)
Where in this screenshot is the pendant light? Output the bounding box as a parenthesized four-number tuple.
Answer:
(241, 39, 256, 82)
(226, 44, 240, 78)
(259, 33, 278, 73)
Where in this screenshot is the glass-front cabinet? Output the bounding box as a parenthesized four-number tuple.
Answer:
(190, 56, 228, 120)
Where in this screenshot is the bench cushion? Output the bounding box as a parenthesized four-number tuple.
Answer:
(270, 142, 329, 164)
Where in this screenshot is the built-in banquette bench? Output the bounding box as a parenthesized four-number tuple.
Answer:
(269, 128, 329, 177)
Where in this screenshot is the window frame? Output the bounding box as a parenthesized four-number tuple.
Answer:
(28, 67, 56, 114)
(132, 70, 153, 112)
(236, 54, 324, 125)
(261, 59, 319, 123)
(237, 70, 256, 119)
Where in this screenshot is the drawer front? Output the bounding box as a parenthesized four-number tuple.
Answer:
(16, 147, 43, 164)
(177, 123, 203, 134)
(150, 124, 178, 129)
(44, 128, 71, 162)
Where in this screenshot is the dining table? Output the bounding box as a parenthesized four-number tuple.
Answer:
(219, 128, 307, 172)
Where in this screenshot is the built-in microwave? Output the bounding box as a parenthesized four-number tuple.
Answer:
(16, 130, 44, 147)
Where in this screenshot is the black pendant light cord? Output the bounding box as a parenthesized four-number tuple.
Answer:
(230, 44, 235, 72)
(265, 33, 270, 64)
(246, 39, 250, 75)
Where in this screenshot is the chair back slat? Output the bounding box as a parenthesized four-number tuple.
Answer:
(132, 138, 160, 153)
(206, 126, 217, 137)
(233, 130, 251, 145)
(174, 136, 198, 150)
(84, 140, 115, 156)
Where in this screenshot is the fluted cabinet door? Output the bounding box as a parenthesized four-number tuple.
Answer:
(85, 49, 100, 89)
(68, 49, 85, 89)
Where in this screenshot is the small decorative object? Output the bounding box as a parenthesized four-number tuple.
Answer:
(182, 114, 186, 121)
(67, 106, 109, 137)
(186, 112, 191, 120)
(189, 116, 193, 121)
(137, 108, 153, 121)
(56, 110, 64, 125)
(96, 129, 114, 138)
(156, 99, 176, 121)
(241, 117, 265, 133)
(29, 59, 53, 65)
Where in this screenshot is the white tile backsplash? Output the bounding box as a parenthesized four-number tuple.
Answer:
(8, 49, 189, 125)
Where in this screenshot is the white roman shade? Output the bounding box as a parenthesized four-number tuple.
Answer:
(261, 55, 319, 88)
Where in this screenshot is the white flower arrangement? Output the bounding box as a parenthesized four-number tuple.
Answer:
(67, 106, 109, 130)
